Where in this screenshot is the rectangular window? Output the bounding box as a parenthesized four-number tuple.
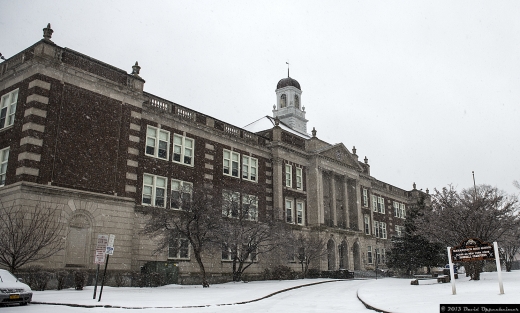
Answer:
(223, 149, 240, 177)
(395, 225, 405, 237)
(381, 248, 386, 264)
(393, 201, 399, 217)
(364, 215, 370, 235)
(221, 243, 232, 261)
(242, 156, 258, 182)
(170, 179, 193, 209)
(400, 203, 406, 219)
(168, 235, 189, 259)
(378, 196, 385, 214)
(296, 201, 304, 225)
(222, 190, 240, 217)
(0, 89, 18, 129)
(285, 199, 293, 223)
(285, 164, 292, 187)
(242, 194, 258, 221)
(362, 188, 368, 207)
(145, 126, 169, 160)
(0, 147, 9, 186)
(376, 248, 381, 264)
(367, 246, 373, 264)
(371, 195, 377, 212)
(173, 134, 194, 166)
(296, 167, 303, 190)
(142, 174, 167, 207)
(381, 222, 387, 239)
(373, 221, 380, 238)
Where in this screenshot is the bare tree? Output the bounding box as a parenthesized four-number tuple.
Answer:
(292, 231, 327, 278)
(0, 201, 65, 273)
(220, 191, 288, 282)
(416, 184, 519, 280)
(141, 186, 221, 287)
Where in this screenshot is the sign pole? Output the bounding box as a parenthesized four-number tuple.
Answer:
(98, 254, 110, 302)
(493, 242, 504, 294)
(93, 264, 100, 299)
(447, 247, 456, 295)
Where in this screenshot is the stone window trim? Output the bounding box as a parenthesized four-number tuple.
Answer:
(170, 179, 193, 210)
(145, 125, 170, 160)
(168, 235, 190, 260)
(173, 133, 194, 166)
(242, 155, 258, 183)
(0, 147, 9, 186)
(223, 149, 240, 178)
(142, 173, 167, 208)
(0, 88, 19, 130)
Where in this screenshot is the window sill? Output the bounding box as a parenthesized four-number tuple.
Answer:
(172, 161, 194, 167)
(167, 258, 190, 261)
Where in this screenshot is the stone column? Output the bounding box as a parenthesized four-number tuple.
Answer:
(317, 167, 324, 225)
(331, 174, 337, 227)
(343, 177, 350, 229)
(272, 157, 284, 221)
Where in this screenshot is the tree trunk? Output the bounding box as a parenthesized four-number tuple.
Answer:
(194, 250, 209, 287)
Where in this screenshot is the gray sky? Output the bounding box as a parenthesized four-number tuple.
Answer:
(2, 1, 519, 195)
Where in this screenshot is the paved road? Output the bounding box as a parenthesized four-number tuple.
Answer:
(7, 280, 373, 313)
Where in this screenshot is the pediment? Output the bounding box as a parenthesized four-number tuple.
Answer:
(318, 143, 363, 169)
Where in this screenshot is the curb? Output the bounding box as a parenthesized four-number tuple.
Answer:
(357, 290, 391, 313)
(32, 279, 348, 309)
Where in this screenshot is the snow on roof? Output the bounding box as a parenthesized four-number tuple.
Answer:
(243, 116, 311, 139)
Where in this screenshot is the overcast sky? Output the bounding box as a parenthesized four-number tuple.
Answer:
(2, 1, 519, 196)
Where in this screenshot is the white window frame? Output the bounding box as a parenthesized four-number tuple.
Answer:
(372, 195, 377, 212)
(395, 225, 404, 237)
(381, 222, 387, 239)
(0, 147, 9, 187)
(242, 194, 258, 221)
(400, 203, 406, 219)
(296, 201, 305, 225)
(173, 134, 194, 166)
(170, 179, 193, 210)
(0, 89, 18, 130)
(285, 198, 294, 224)
(393, 201, 400, 217)
(242, 155, 258, 182)
(145, 125, 170, 160)
(378, 196, 385, 214)
(364, 215, 370, 235)
(142, 174, 167, 208)
(222, 190, 240, 218)
(373, 221, 380, 238)
(296, 167, 303, 190)
(285, 164, 292, 188)
(367, 246, 373, 264)
(381, 248, 386, 264)
(223, 149, 240, 178)
(362, 188, 368, 207)
(168, 235, 190, 259)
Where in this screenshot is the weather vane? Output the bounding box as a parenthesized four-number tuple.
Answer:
(286, 61, 290, 77)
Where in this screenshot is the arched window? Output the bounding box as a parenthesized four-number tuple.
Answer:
(280, 94, 287, 108)
(294, 95, 300, 109)
(327, 239, 336, 270)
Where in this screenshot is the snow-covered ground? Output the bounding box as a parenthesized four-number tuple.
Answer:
(6, 270, 520, 312)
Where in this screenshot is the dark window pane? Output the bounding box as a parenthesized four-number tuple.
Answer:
(173, 153, 181, 162)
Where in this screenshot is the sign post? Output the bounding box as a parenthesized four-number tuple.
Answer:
(493, 242, 504, 294)
(93, 234, 108, 299)
(98, 234, 115, 302)
(447, 247, 456, 295)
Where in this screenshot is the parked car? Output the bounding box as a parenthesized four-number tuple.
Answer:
(0, 269, 32, 306)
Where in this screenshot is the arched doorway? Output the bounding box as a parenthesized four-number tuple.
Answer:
(338, 240, 348, 269)
(353, 241, 361, 270)
(327, 239, 336, 270)
(66, 213, 92, 267)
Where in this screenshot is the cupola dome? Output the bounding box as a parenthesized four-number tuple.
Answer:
(276, 77, 301, 90)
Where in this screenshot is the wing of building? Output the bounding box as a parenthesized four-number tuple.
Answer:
(0, 25, 429, 283)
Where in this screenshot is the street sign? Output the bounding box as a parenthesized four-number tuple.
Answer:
(450, 238, 495, 263)
(94, 234, 108, 264)
(106, 234, 115, 255)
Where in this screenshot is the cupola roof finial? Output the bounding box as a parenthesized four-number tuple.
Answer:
(43, 23, 53, 42)
(286, 61, 289, 77)
(132, 61, 141, 77)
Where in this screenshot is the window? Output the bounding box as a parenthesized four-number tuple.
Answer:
(242, 194, 258, 221)
(142, 174, 167, 207)
(285, 164, 292, 187)
(381, 222, 387, 239)
(294, 95, 299, 109)
(400, 203, 406, 218)
(221, 243, 233, 261)
(170, 179, 193, 209)
(223, 149, 239, 178)
(393, 201, 399, 217)
(0, 89, 18, 130)
(168, 235, 189, 259)
(242, 156, 258, 182)
(285, 199, 294, 223)
(395, 225, 405, 237)
(280, 94, 287, 108)
(393, 201, 406, 218)
(381, 248, 386, 264)
(362, 188, 368, 207)
(375, 248, 381, 264)
(0, 147, 9, 186)
(378, 196, 385, 214)
(296, 167, 303, 190)
(367, 246, 373, 264)
(222, 190, 240, 217)
(173, 134, 194, 166)
(145, 126, 169, 160)
(296, 201, 304, 225)
(364, 215, 370, 235)
(373, 221, 380, 238)
(372, 195, 377, 212)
